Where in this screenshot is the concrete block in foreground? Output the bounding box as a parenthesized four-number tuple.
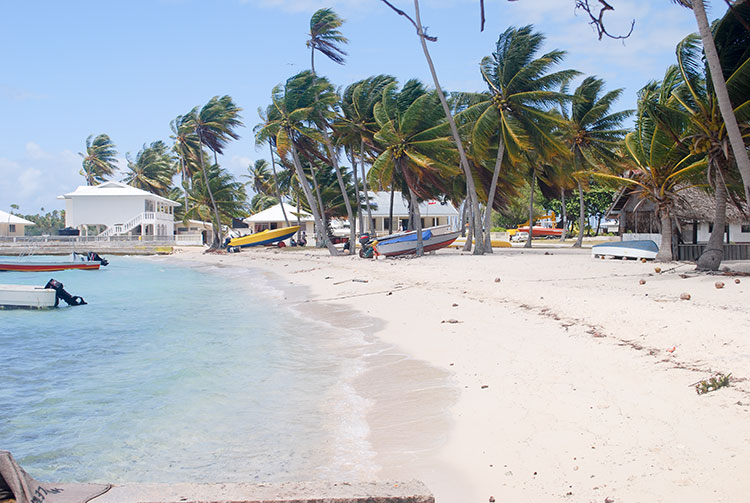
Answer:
(93, 480, 434, 503)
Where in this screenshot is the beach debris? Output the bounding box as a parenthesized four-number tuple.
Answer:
(333, 278, 369, 285)
(386, 292, 393, 296)
(715, 281, 725, 289)
(494, 277, 501, 283)
(640, 258, 647, 263)
(441, 319, 462, 324)
(605, 498, 615, 503)
(735, 278, 741, 284)
(544, 251, 553, 255)
(639, 279, 646, 285)
(489, 497, 496, 502)
(694, 373, 731, 395)
(481, 385, 489, 389)
(325, 276, 332, 280)
(601, 255, 605, 260)
(352, 278, 368, 283)
(680, 292, 691, 300)
(667, 346, 676, 353)
(654, 266, 662, 273)
(449, 363, 454, 366)
(680, 273, 689, 279)
(452, 303, 459, 307)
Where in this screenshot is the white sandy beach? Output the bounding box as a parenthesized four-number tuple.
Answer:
(172, 245, 750, 503)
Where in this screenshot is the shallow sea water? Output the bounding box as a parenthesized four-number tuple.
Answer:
(0, 256, 374, 484)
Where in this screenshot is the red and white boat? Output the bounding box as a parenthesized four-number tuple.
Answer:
(515, 225, 563, 238)
(0, 252, 108, 272)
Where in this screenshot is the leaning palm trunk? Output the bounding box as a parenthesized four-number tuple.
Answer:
(525, 170, 536, 249)
(321, 128, 356, 254)
(573, 180, 585, 248)
(351, 148, 364, 235)
(483, 137, 506, 252)
(463, 191, 474, 251)
(197, 142, 223, 248)
(359, 140, 374, 234)
(691, 0, 750, 206)
(269, 141, 290, 227)
(697, 171, 728, 271)
(309, 167, 328, 247)
(412, 0, 484, 254)
(389, 185, 395, 233)
(290, 140, 338, 256)
(408, 186, 424, 256)
(560, 188, 567, 241)
(655, 206, 674, 262)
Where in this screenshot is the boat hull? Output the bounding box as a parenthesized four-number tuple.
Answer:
(376, 230, 461, 257)
(0, 262, 100, 272)
(592, 240, 659, 260)
(0, 285, 56, 309)
(516, 226, 563, 237)
(228, 225, 301, 248)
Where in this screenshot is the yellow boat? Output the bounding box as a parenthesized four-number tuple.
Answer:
(452, 237, 511, 248)
(227, 225, 300, 248)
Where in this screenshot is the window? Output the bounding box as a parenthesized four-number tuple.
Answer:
(9, 224, 16, 233)
(742, 224, 750, 233)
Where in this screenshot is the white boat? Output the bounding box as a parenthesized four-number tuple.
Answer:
(591, 240, 659, 260)
(373, 226, 461, 257)
(0, 284, 56, 309)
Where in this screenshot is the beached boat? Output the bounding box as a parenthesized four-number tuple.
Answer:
(508, 211, 563, 240)
(515, 225, 563, 238)
(226, 225, 301, 249)
(0, 252, 108, 272)
(0, 279, 87, 309)
(452, 237, 511, 248)
(592, 240, 659, 260)
(368, 226, 461, 257)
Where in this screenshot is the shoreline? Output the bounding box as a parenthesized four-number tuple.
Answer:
(169, 245, 750, 502)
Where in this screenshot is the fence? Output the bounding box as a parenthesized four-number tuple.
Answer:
(677, 243, 750, 261)
(0, 234, 204, 246)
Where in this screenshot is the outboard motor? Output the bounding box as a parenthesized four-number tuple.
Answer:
(44, 279, 87, 307)
(87, 251, 108, 266)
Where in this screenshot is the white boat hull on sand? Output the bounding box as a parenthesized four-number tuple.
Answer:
(0, 285, 56, 309)
(592, 240, 659, 260)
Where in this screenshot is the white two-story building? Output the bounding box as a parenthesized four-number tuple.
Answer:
(58, 181, 179, 237)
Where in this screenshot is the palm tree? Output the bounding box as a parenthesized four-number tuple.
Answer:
(170, 112, 202, 209)
(562, 76, 633, 247)
(461, 25, 579, 251)
(256, 73, 339, 255)
(307, 7, 348, 75)
(672, 29, 750, 270)
(185, 164, 247, 234)
(255, 108, 291, 228)
(191, 95, 244, 247)
(79, 134, 118, 185)
(122, 141, 175, 197)
(371, 86, 461, 256)
(672, 0, 750, 206)
(599, 69, 704, 261)
(245, 159, 275, 196)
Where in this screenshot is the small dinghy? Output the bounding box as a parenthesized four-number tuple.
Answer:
(0, 279, 87, 309)
(592, 240, 659, 260)
(0, 251, 108, 272)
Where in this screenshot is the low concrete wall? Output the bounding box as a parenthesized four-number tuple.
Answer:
(93, 480, 434, 503)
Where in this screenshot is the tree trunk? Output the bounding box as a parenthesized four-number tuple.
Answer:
(197, 141, 223, 248)
(269, 141, 290, 227)
(594, 214, 602, 237)
(309, 165, 328, 247)
(320, 128, 356, 254)
(573, 180, 585, 248)
(524, 170, 535, 249)
(483, 136, 506, 253)
(692, 0, 750, 206)
(413, 0, 484, 254)
(460, 200, 467, 238)
(360, 139, 374, 234)
(290, 140, 338, 255)
(296, 191, 302, 241)
(655, 206, 674, 262)
(462, 190, 474, 251)
(409, 186, 424, 256)
(560, 188, 567, 241)
(351, 148, 364, 236)
(389, 185, 395, 234)
(697, 171, 728, 271)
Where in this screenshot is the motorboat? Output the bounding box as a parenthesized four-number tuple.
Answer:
(226, 225, 301, 249)
(591, 240, 659, 260)
(0, 279, 87, 309)
(360, 226, 461, 258)
(0, 252, 108, 272)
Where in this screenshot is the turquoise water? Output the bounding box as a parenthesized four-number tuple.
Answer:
(0, 256, 373, 484)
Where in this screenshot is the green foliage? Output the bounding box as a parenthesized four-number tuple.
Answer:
(185, 164, 247, 225)
(123, 141, 176, 197)
(18, 210, 66, 235)
(79, 134, 119, 185)
(307, 8, 348, 68)
(695, 373, 731, 395)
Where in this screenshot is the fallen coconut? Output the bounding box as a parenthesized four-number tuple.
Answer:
(715, 281, 725, 289)
(680, 292, 691, 300)
(640, 258, 647, 263)
(735, 278, 741, 284)
(639, 279, 646, 285)
(654, 267, 661, 273)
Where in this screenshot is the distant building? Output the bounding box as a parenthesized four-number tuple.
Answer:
(366, 191, 460, 234)
(58, 181, 179, 237)
(243, 203, 315, 236)
(0, 210, 34, 237)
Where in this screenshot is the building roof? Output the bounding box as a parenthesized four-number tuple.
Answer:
(58, 181, 179, 206)
(244, 203, 313, 223)
(0, 210, 34, 225)
(368, 191, 459, 217)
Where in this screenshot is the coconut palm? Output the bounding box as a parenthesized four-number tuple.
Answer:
(307, 7, 348, 74)
(256, 73, 339, 255)
(460, 25, 578, 250)
(185, 164, 247, 233)
(371, 86, 461, 256)
(122, 141, 175, 197)
(79, 134, 119, 185)
(170, 112, 202, 208)
(561, 76, 633, 247)
(672, 28, 750, 270)
(192, 95, 244, 247)
(672, 0, 750, 206)
(599, 69, 704, 261)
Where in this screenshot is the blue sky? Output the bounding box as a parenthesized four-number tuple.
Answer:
(0, 0, 725, 213)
